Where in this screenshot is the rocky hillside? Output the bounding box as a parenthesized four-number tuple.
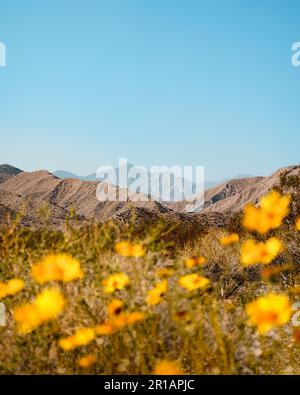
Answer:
(0, 169, 175, 227)
(201, 165, 299, 213)
(169, 165, 299, 214)
(0, 164, 298, 228)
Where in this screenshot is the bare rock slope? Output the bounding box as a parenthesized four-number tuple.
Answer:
(169, 166, 299, 214)
(0, 169, 171, 227)
(201, 165, 299, 213)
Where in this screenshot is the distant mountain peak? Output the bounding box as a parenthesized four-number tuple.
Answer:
(0, 163, 23, 184)
(53, 170, 83, 180)
(0, 163, 23, 175)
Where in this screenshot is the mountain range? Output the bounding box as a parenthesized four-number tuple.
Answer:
(54, 165, 203, 201)
(0, 163, 299, 228)
(53, 168, 253, 191)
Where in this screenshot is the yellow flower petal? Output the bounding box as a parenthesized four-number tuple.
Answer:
(246, 293, 292, 335)
(31, 254, 83, 284)
(107, 299, 124, 316)
(14, 288, 65, 334)
(153, 360, 183, 375)
(185, 256, 206, 268)
(155, 268, 175, 279)
(241, 237, 283, 266)
(146, 280, 168, 306)
(59, 327, 95, 351)
(219, 233, 240, 246)
(78, 354, 97, 368)
(242, 191, 290, 234)
(125, 311, 145, 325)
(178, 274, 209, 291)
(102, 272, 130, 294)
(0, 278, 24, 299)
(115, 242, 145, 257)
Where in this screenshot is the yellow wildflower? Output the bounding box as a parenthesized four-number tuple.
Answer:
(115, 241, 145, 257)
(31, 254, 83, 284)
(242, 191, 290, 234)
(102, 272, 129, 293)
(130, 244, 146, 258)
(153, 360, 183, 375)
(146, 280, 168, 306)
(34, 288, 66, 321)
(296, 217, 300, 231)
(115, 241, 132, 257)
(95, 323, 115, 335)
(59, 327, 95, 351)
(125, 311, 145, 325)
(13, 304, 42, 335)
(78, 354, 97, 368)
(241, 237, 283, 266)
(220, 233, 240, 246)
(173, 310, 193, 325)
(14, 288, 65, 334)
(246, 293, 292, 335)
(260, 191, 290, 216)
(185, 256, 206, 268)
(96, 310, 144, 335)
(107, 299, 124, 316)
(0, 278, 24, 299)
(110, 311, 145, 329)
(108, 313, 128, 331)
(156, 268, 175, 279)
(178, 274, 210, 291)
(243, 204, 263, 232)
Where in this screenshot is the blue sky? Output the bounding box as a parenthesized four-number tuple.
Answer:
(0, 0, 299, 181)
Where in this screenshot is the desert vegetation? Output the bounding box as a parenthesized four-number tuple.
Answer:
(0, 171, 300, 375)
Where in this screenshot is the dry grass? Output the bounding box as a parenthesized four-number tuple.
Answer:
(0, 209, 300, 375)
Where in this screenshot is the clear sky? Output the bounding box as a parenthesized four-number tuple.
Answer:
(0, 0, 299, 181)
